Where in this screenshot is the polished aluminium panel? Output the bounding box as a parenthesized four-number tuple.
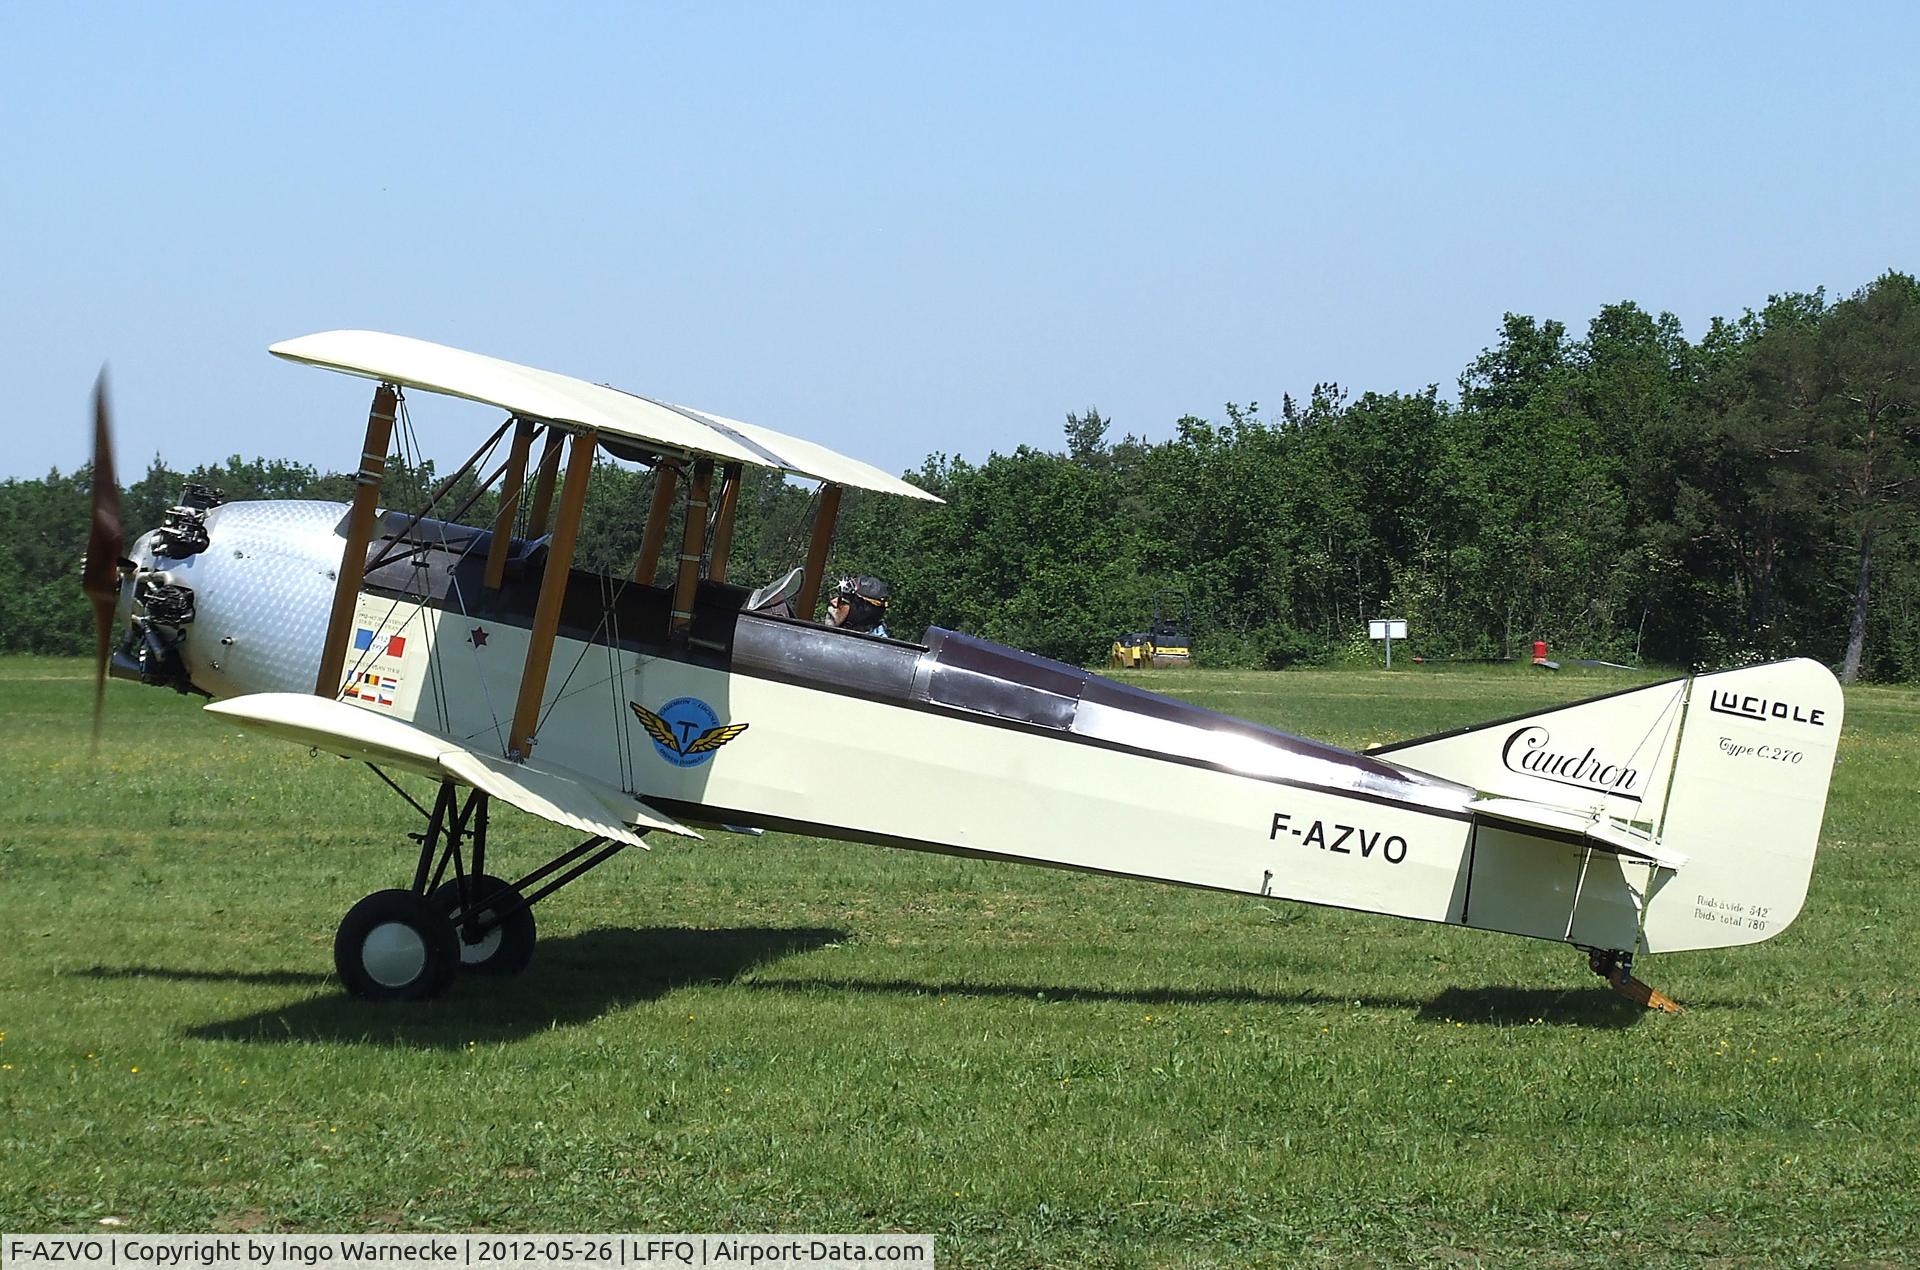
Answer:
(148, 500, 344, 700)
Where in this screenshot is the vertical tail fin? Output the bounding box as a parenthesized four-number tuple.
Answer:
(1372, 674, 1690, 826)
(1376, 659, 1843, 953)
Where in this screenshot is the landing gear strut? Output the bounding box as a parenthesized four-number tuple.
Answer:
(1587, 949, 1683, 1014)
(332, 774, 633, 1001)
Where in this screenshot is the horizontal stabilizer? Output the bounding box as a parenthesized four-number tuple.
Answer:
(204, 693, 699, 845)
(1470, 796, 1687, 871)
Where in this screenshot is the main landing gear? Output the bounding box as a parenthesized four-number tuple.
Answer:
(333, 774, 633, 1002)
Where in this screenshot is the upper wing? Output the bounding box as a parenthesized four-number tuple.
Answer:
(269, 330, 942, 502)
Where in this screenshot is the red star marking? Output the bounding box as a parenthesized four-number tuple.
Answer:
(470, 626, 489, 647)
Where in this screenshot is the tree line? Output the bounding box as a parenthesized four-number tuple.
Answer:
(3, 272, 1915, 681)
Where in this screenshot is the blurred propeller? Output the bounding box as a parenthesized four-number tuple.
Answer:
(82, 368, 123, 748)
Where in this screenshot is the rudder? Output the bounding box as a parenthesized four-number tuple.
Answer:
(1639, 658, 1842, 952)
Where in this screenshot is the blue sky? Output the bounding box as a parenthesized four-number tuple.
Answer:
(3, 3, 1915, 483)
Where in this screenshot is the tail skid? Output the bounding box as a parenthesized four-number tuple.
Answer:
(1588, 949, 1684, 1014)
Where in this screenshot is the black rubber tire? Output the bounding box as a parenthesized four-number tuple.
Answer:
(333, 888, 461, 1002)
(429, 873, 536, 977)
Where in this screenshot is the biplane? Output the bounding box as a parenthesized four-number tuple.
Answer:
(82, 332, 1845, 1007)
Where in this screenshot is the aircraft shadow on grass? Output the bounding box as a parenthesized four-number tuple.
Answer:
(79, 932, 1657, 1041)
(1413, 984, 1650, 1028)
(75, 926, 845, 1048)
(740, 975, 1652, 1028)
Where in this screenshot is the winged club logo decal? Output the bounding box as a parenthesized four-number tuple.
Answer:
(631, 697, 748, 768)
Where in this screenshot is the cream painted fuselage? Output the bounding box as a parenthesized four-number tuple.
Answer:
(113, 501, 1720, 960)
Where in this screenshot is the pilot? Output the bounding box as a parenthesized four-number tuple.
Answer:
(826, 575, 891, 638)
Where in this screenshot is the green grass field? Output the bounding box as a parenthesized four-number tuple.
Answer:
(2, 657, 1916, 1267)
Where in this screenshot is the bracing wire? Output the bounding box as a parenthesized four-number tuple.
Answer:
(396, 398, 455, 731)
(417, 411, 512, 750)
(338, 399, 514, 750)
(537, 569, 630, 738)
(530, 452, 649, 756)
(601, 569, 635, 793)
(337, 389, 416, 698)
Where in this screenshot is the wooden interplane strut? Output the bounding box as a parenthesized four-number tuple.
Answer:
(795, 481, 843, 623)
(484, 418, 538, 590)
(633, 461, 680, 584)
(508, 429, 598, 758)
(315, 384, 398, 696)
(525, 427, 565, 537)
(706, 463, 742, 582)
(670, 459, 714, 632)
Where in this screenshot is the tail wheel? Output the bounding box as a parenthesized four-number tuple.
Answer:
(430, 873, 537, 977)
(334, 889, 460, 1001)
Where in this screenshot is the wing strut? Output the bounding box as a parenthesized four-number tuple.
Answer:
(795, 482, 843, 623)
(669, 458, 714, 631)
(484, 417, 539, 590)
(525, 426, 566, 536)
(316, 384, 398, 696)
(707, 462, 743, 581)
(632, 460, 680, 584)
(508, 429, 599, 758)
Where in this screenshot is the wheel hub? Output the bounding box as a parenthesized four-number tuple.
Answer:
(361, 921, 429, 987)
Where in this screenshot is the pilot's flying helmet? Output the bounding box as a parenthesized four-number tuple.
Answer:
(831, 575, 891, 630)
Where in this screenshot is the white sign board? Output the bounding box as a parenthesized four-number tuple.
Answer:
(1368, 619, 1408, 641)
